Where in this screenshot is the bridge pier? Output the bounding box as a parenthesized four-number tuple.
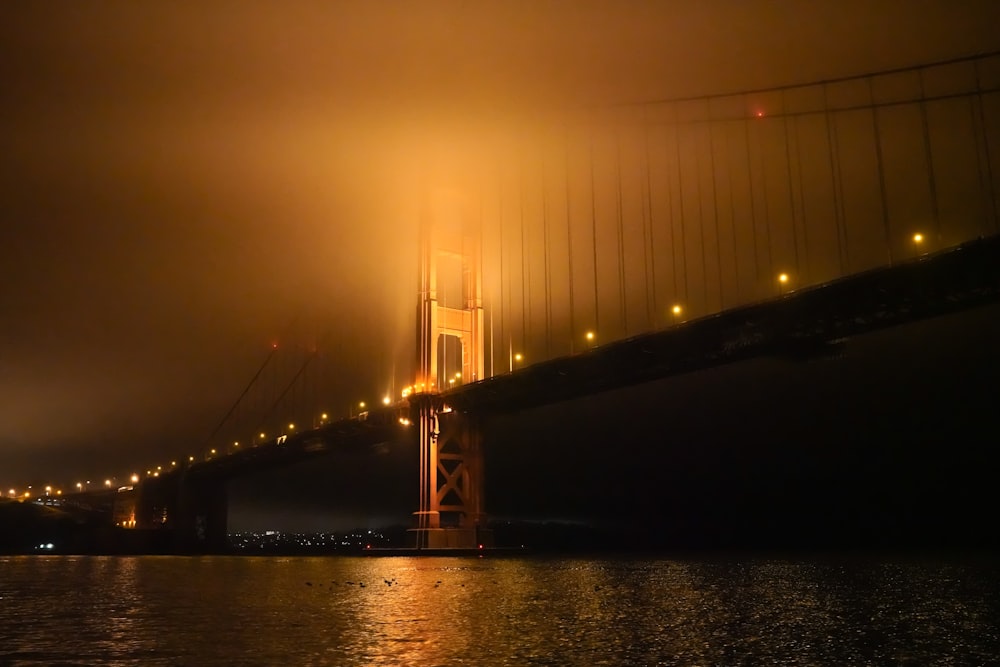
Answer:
(174, 475, 230, 554)
(411, 396, 492, 549)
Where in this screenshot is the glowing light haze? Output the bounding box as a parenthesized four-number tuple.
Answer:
(2, 1, 999, 489)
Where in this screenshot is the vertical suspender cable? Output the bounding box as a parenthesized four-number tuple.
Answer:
(565, 126, 577, 354)
(867, 77, 894, 265)
(722, 118, 740, 304)
(917, 68, 943, 244)
(519, 154, 529, 356)
(742, 96, 762, 283)
(672, 105, 689, 305)
(692, 120, 708, 314)
(754, 104, 775, 284)
(615, 129, 628, 333)
(781, 90, 802, 279)
(541, 145, 552, 358)
(706, 114, 725, 309)
(662, 111, 678, 305)
(791, 103, 810, 283)
(589, 129, 601, 333)
(641, 110, 659, 328)
(822, 84, 849, 275)
(972, 58, 999, 234)
(499, 158, 508, 373)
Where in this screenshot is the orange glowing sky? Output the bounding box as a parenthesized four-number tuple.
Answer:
(2, 1, 998, 486)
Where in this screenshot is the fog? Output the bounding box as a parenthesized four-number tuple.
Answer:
(2, 1, 999, 490)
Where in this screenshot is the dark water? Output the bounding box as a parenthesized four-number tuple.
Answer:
(1, 555, 997, 666)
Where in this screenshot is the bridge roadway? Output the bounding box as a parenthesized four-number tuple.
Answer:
(59, 233, 1000, 551)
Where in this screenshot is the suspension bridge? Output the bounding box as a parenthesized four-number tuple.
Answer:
(9, 51, 1000, 553)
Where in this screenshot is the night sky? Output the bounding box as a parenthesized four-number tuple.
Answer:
(3, 2, 999, 529)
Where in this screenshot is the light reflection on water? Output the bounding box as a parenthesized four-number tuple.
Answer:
(0, 555, 997, 665)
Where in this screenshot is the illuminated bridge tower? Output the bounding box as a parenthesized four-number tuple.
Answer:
(412, 189, 491, 549)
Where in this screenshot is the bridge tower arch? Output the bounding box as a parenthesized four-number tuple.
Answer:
(412, 188, 491, 549)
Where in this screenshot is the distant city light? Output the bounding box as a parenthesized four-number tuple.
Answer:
(913, 232, 924, 244)
(131, 474, 139, 483)
(778, 273, 789, 284)
(672, 304, 683, 316)
(382, 396, 391, 405)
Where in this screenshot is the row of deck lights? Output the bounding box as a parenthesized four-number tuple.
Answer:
(9, 232, 929, 500)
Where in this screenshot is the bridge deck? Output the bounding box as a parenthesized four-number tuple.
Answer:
(443, 234, 1000, 414)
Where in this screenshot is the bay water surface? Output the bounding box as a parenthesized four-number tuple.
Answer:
(1, 554, 997, 665)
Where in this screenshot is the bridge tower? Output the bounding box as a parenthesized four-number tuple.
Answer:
(412, 189, 491, 549)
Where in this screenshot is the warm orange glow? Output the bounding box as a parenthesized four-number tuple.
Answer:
(210, 448, 217, 455)
(320, 413, 328, 421)
(382, 396, 391, 405)
(259, 432, 266, 439)
(359, 401, 366, 408)
(585, 331, 595, 341)
(778, 273, 789, 284)
(76, 482, 83, 490)
(514, 353, 523, 362)
(130, 474, 139, 483)
(105, 479, 112, 487)
(672, 304, 682, 315)
(288, 423, 295, 430)
(913, 232, 924, 243)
